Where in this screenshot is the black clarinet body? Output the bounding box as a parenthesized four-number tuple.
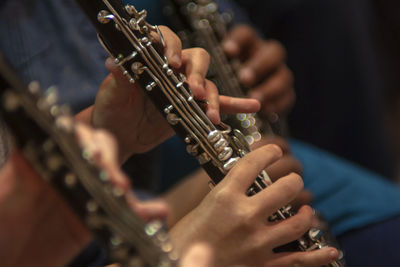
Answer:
(75, 0, 254, 184)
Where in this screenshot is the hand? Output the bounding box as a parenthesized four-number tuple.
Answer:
(222, 24, 295, 115)
(179, 243, 214, 267)
(252, 136, 312, 211)
(74, 122, 169, 221)
(0, 124, 169, 266)
(169, 145, 338, 267)
(108, 243, 214, 267)
(85, 26, 260, 163)
(251, 136, 302, 180)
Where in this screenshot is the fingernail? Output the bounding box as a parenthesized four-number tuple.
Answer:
(239, 68, 255, 85)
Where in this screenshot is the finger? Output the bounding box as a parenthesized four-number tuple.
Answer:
(128, 196, 170, 222)
(291, 190, 314, 211)
(226, 144, 283, 192)
(218, 95, 260, 114)
(238, 40, 287, 87)
(262, 205, 313, 247)
(267, 247, 339, 267)
(264, 87, 296, 115)
(102, 58, 148, 114)
(250, 136, 291, 154)
(104, 57, 131, 87)
(222, 24, 259, 58)
(183, 48, 211, 100)
(252, 172, 303, 214)
(157, 26, 182, 68)
(179, 243, 214, 267)
(203, 79, 220, 124)
(266, 155, 303, 182)
(248, 65, 294, 105)
(104, 58, 140, 96)
(93, 130, 132, 191)
(75, 123, 132, 192)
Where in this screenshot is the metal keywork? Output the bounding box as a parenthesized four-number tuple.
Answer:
(98, 10, 115, 24)
(95, 0, 264, 181)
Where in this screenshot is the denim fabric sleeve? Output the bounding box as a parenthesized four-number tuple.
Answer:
(0, 0, 109, 111)
(290, 139, 400, 235)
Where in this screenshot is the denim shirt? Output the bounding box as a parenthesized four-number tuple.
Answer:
(0, 0, 109, 111)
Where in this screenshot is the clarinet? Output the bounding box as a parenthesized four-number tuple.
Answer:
(164, 0, 346, 265)
(163, 0, 282, 139)
(0, 55, 177, 267)
(73, 1, 344, 266)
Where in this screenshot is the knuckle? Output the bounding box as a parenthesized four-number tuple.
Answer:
(291, 209, 314, 236)
(269, 40, 287, 59)
(263, 144, 283, 158)
(286, 157, 303, 175)
(278, 173, 303, 197)
(196, 47, 210, 61)
(236, 209, 255, 230)
(205, 79, 217, 93)
(301, 205, 315, 224)
(213, 188, 232, 205)
(291, 219, 309, 237)
(288, 172, 304, 191)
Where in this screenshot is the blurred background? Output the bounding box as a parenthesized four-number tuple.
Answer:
(233, 0, 400, 181)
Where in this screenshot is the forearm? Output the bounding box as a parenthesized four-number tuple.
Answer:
(163, 168, 210, 228)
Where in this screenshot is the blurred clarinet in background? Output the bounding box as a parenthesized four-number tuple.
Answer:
(163, 0, 284, 142)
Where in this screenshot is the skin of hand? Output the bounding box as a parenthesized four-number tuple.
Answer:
(163, 136, 310, 228)
(76, 26, 260, 164)
(250, 136, 313, 211)
(222, 24, 295, 115)
(108, 243, 214, 267)
(0, 123, 169, 267)
(179, 243, 214, 267)
(74, 122, 169, 221)
(169, 144, 338, 267)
